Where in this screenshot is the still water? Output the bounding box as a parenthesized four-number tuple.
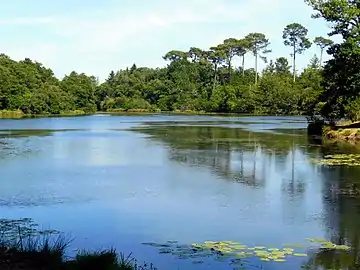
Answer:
(0, 114, 359, 269)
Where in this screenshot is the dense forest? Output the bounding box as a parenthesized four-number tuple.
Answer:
(0, 0, 358, 123)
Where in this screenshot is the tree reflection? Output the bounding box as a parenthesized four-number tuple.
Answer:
(134, 125, 311, 193)
(303, 138, 360, 269)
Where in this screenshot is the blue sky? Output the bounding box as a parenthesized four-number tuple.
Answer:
(0, 0, 336, 81)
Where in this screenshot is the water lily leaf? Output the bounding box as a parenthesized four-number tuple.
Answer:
(335, 245, 351, 250)
(235, 252, 248, 258)
(293, 253, 307, 257)
(142, 238, 349, 266)
(233, 245, 247, 250)
(306, 238, 327, 243)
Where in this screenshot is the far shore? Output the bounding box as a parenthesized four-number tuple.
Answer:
(0, 109, 304, 119)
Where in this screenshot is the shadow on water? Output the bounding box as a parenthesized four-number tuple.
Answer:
(132, 125, 315, 189)
(130, 123, 360, 269)
(301, 139, 360, 269)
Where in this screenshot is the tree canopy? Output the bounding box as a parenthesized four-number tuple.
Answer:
(304, 0, 360, 123)
(1, 0, 358, 123)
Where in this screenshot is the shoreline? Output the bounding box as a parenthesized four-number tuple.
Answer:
(0, 109, 303, 119)
(308, 121, 360, 144)
(0, 110, 88, 119)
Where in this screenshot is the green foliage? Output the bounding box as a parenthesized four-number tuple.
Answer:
(283, 23, 312, 55)
(0, 15, 347, 119)
(305, 0, 360, 39)
(0, 218, 156, 270)
(344, 97, 360, 122)
(314, 38, 360, 122)
(313, 36, 334, 65)
(304, 0, 360, 123)
(0, 0, 358, 122)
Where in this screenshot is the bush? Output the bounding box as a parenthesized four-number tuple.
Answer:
(101, 97, 154, 112)
(344, 97, 360, 122)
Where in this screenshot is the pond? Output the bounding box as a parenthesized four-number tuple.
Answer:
(0, 114, 359, 269)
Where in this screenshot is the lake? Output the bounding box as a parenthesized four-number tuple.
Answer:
(0, 114, 359, 269)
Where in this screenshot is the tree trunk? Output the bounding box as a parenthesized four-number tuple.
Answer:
(212, 63, 217, 93)
(228, 58, 232, 82)
(293, 44, 296, 83)
(255, 52, 258, 85)
(242, 55, 245, 76)
(320, 48, 323, 67)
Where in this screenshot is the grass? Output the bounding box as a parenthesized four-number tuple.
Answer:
(308, 120, 360, 143)
(0, 235, 157, 270)
(322, 125, 360, 142)
(0, 110, 24, 118)
(105, 108, 160, 113)
(0, 219, 157, 270)
(59, 110, 87, 116)
(0, 110, 88, 119)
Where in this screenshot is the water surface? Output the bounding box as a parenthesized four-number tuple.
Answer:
(0, 114, 359, 269)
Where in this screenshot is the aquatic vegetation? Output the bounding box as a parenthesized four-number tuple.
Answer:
(143, 240, 306, 266)
(305, 238, 351, 251)
(0, 218, 157, 270)
(313, 154, 360, 166)
(142, 238, 353, 267)
(0, 218, 60, 240)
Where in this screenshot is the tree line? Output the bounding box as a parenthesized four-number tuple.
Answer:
(0, 0, 358, 122)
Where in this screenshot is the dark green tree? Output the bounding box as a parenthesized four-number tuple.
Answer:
(274, 57, 292, 75)
(305, 0, 360, 122)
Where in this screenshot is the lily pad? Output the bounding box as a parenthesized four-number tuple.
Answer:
(293, 253, 308, 257)
(141, 238, 351, 266)
(314, 154, 360, 167)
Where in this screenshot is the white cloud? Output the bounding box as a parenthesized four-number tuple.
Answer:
(47, 0, 288, 55)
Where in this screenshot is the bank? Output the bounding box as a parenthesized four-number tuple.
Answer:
(308, 120, 360, 143)
(0, 110, 88, 119)
(0, 108, 276, 119)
